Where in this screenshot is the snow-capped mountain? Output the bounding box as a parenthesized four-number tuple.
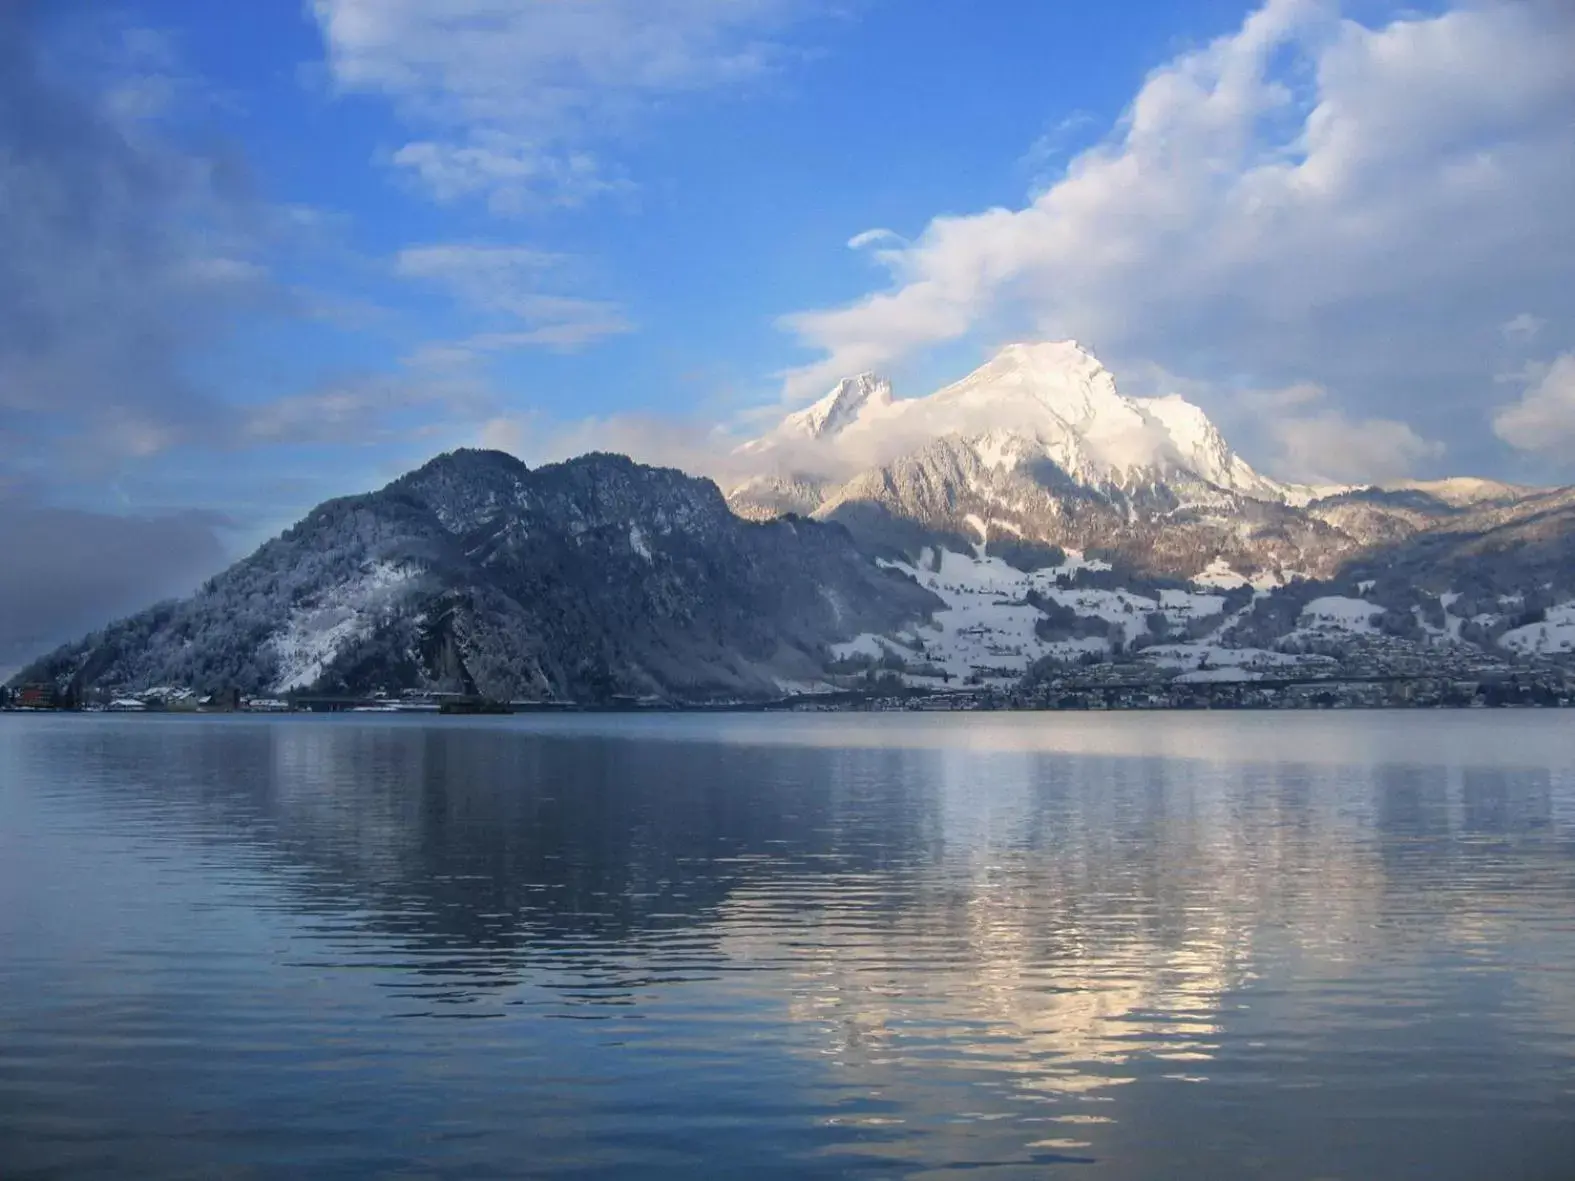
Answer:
(730, 341, 1372, 581)
(737, 341, 1308, 504)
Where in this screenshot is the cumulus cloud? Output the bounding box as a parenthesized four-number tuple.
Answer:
(779, 0, 1575, 481)
(1270, 410, 1445, 486)
(1493, 354, 1575, 454)
(311, 0, 828, 210)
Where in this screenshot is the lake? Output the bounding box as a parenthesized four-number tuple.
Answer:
(1, 711, 1572, 1179)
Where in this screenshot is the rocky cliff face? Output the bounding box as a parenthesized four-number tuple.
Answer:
(14, 450, 939, 703)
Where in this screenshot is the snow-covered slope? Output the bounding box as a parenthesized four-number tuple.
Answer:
(741, 372, 894, 451)
(830, 546, 1311, 689)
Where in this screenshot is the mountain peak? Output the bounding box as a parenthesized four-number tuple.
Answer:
(784, 372, 894, 440)
(937, 339, 1122, 424)
(995, 338, 1100, 363)
(736, 340, 1303, 504)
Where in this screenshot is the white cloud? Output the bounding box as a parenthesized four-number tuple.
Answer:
(1018, 110, 1097, 190)
(395, 243, 561, 296)
(474, 410, 744, 483)
(395, 243, 632, 358)
(847, 227, 903, 251)
(1493, 354, 1575, 454)
(778, 0, 1575, 478)
(242, 373, 494, 447)
(1501, 313, 1546, 347)
(390, 135, 628, 212)
(1271, 410, 1444, 485)
(311, 0, 825, 209)
(1241, 381, 1328, 413)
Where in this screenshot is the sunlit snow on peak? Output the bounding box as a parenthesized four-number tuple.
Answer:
(739, 340, 1309, 503)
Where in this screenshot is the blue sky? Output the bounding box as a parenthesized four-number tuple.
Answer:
(83, 0, 1282, 472)
(1, 0, 1573, 668)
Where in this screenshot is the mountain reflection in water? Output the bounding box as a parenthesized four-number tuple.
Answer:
(1, 712, 1572, 1179)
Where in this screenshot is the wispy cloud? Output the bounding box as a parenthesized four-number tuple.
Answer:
(241, 372, 495, 448)
(1501, 313, 1547, 348)
(311, 0, 832, 210)
(1018, 109, 1097, 191)
(395, 242, 633, 361)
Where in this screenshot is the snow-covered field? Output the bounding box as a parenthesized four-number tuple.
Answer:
(1298, 596, 1384, 633)
(832, 547, 1241, 687)
(1191, 557, 1300, 591)
(1141, 642, 1304, 675)
(1500, 602, 1575, 656)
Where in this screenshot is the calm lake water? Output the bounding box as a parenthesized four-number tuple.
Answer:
(2, 712, 1573, 1180)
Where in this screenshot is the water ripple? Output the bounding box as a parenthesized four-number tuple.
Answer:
(2, 712, 1573, 1178)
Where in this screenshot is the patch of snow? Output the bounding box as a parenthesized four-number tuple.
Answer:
(830, 633, 891, 661)
(835, 548, 1335, 691)
(269, 562, 420, 693)
(1192, 558, 1248, 590)
(1159, 588, 1225, 615)
(837, 550, 1076, 683)
(973, 432, 1022, 472)
(629, 523, 653, 562)
(819, 586, 849, 626)
(1040, 548, 1112, 577)
(1299, 596, 1385, 634)
(834, 549, 1225, 688)
(1191, 558, 1291, 592)
(1140, 643, 1303, 672)
(1500, 602, 1575, 655)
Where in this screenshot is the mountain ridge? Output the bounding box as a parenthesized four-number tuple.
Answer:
(11, 344, 1575, 707)
(12, 450, 940, 703)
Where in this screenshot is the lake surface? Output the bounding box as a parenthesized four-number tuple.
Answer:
(2, 712, 1573, 1180)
